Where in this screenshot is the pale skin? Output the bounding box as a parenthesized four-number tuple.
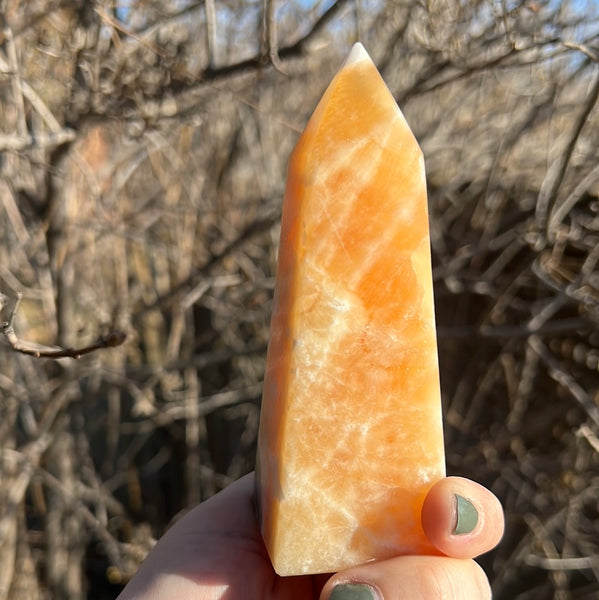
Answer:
(118, 473, 504, 600)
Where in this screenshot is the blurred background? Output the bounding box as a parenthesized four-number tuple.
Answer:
(0, 0, 598, 598)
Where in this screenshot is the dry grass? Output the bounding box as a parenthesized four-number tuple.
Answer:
(0, 1, 598, 598)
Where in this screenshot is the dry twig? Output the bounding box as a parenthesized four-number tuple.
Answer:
(0, 293, 126, 359)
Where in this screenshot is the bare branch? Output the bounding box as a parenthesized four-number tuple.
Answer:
(525, 554, 598, 571)
(94, 4, 167, 58)
(262, 0, 285, 73)
(529, 335, 599, 428)
(0, 53, 63, 133)
(549, 161, 599, 230)
(0, 293, 126, 360)
(536, 68, 599, 234)
(204, 0, 218, 69)
(0, 129, 76, 151)
(563, 40, 599, 62)
(2, 22, 27, 136)
(202, 0, 350, 79)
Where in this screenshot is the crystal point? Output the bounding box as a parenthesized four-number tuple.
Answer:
(256, 44, 445, 576)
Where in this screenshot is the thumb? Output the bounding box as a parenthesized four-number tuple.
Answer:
(421, 476, 504, 559)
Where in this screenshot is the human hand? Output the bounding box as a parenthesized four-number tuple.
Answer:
(118, 473, 504, 600)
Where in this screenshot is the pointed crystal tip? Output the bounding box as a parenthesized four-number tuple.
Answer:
(344, 42, 370, 67)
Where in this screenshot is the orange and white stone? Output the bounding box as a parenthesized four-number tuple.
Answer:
(256, 43, 445, 576)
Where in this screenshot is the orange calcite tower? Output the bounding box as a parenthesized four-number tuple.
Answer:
(256, 43, 445, 576)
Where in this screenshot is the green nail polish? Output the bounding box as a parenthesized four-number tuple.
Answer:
(330, 583, 379, 600)
(454, 494, 479, 535)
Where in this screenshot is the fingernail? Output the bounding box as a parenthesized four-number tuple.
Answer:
(330, 583, 379, 600)
(453, 494, 479, 535)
